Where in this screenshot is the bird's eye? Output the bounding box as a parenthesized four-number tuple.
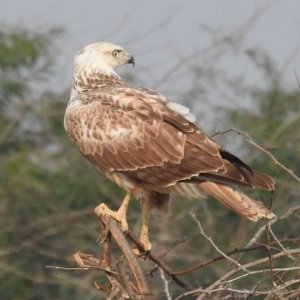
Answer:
(112, 50, 120, 57)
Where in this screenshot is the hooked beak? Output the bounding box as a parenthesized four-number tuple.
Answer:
(127, 55, 135, 68)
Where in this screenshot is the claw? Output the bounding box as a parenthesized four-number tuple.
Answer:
(140, 232, 152, 252)
(95, 203, 128, 231)
(132, 233, 151, 258)
(132, 247, 150, 260)
(94, 193, 132, 232)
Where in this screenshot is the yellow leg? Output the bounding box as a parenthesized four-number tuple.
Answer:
(94, 193, 131, 232)
(139, 196, 152, 251)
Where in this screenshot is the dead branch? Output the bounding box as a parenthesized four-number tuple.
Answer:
(93, 213, 154, 299)
(126, 230, 193, 291)
(211, 128, 300, 183)
(174, 247, 300, 300)
(178, 205, 300, 300)
(175, 278, 300, 299)
(243, 205, 300, 251)
(191, 213, 249, 272)
(159, 268, 172, 300)
(294, 69, 300, 88)
(46, 201, 300, 299)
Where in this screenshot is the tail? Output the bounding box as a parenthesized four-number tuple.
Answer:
(199, 181, 275, 221)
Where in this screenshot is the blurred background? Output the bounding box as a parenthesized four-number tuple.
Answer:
(1, 0, 300, 299)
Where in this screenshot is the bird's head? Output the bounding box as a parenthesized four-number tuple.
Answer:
(74, 42, 135, 75)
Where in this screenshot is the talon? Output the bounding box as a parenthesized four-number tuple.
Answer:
(132, 233, 152, 258)
(132, 247, 151, 259)
(95, 203, 128, 231)
(94, 194, 131, 233)
(140, 235, 152, 252)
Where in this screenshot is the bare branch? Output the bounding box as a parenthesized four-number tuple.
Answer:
(294, 69, 300, 88)
(211, 128, 300, 183)
(159, 268, 172, 300)
(99, 216, 153, 298)
(194, 248, 300, 300)
(191, 213, 249, 272)
(268, 226, 296, 260)
(175, 278, 300, 300)
(126, 230, 192, 291)
(243, 205, 300, 251)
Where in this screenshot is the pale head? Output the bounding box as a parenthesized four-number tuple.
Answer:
(74, 42, 135, 76)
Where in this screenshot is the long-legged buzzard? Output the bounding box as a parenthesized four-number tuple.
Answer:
(64, 42, 275, 250)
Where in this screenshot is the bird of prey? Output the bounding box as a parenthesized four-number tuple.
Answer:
(64, 42, 275, 251)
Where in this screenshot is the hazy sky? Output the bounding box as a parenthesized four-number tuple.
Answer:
(1, 0, 300, 116)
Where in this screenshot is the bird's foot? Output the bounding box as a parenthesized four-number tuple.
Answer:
(140, 231, 152, 252)
(95, 203, 128, 232)
(132, 233, 152, 258)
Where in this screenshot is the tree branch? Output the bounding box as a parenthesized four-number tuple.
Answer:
(211, 128, 300, 183)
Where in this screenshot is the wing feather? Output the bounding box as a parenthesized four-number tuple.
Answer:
(65, 86, 273, 190)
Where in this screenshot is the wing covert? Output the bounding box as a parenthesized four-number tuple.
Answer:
(64, 87, 225, 186)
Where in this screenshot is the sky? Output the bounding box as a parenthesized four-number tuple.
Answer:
(1, 0, 300, 121)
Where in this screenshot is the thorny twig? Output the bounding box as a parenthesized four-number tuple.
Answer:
(188, 206, 300, 300)
(175, 278, 300, 300)
(243, 205, 300, 251)
(191, 213, 249, 272)
(211, 128, 300, 183)
(294, 69, 300, 88)
(159, 268, 172, 300)
(46, 205, 300, 298)
(175, 248, 300, 300)
(46, 204, 300, 299)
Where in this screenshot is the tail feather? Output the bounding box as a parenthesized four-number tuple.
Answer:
(191, 166, 276, 190)
(199, 182, 275, 221)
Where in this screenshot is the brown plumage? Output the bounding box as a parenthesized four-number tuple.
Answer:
(64, 42, 275, 249)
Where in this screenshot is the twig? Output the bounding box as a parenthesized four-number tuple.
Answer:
(294, 69, 300, 88)
(45, 265, 116, 274)
(172, 237, 300, 276)
(241, 205, 300, 260)
(146, 237, 188, 277)
(126, 231, 193, 291)
(221, 266, 300, 284)
(211, 128, 300, 183)
(172, 245, 264, 275)
(158, 237, 188, 258)
(175, 278, 300, 300)
(265, 225, 275, 288)
(191, 213, 249, 272)
(246, 276, 270, 300)
(247, 205, 300, 245)
(159, 268, 172, 300)
(268, 226, 296, 261)
(195, 248, 300, 300)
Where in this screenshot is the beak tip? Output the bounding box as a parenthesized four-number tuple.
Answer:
(128, 55, 135, 68)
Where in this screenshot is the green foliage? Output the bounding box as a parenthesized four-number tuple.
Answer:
(0, 28, 61, 105)
(0, 26, 116, 300)
(0, 31, 39, 68)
